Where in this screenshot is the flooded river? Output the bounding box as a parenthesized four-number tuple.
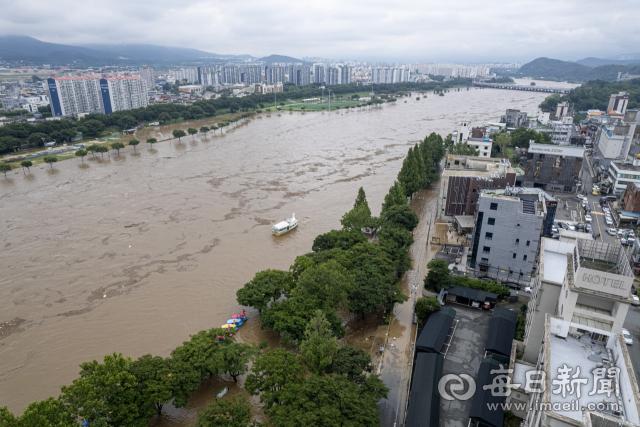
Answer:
(0, 81, 576, 422)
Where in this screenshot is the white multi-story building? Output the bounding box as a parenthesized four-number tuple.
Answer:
(99, 76, 149, 114)
(46, 75, 103, 117)
(254, 82, 283, 94)
(241, 66, 262, 85)
(221, 65, 241, 85)
(170, 67, 198, 84)
(339, 66, 351, 85)
(1, 94, 49, 112)
(289, 65, 310, 86)
(197, 65, 219, 86)
(45, 74, 148, 117)
(139, 66, 154, 90)
(313, 64, 325, 84)
(265, 66, 285, 84)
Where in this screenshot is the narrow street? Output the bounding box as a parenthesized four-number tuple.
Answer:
(378, 184, 440, 427)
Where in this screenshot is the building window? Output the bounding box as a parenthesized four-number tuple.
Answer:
(483, 246, 491, 254)
(485, 232, 493, 240)
(526, 240, 530, 246)
(517, 224, 520, 227)
(513, 253, 516, 259)
(523, 255, 527, 261)
(488, 218, 495, 225)
(515, 239, 520, 245)
(481, 258, 489, 263)
(490, 203, 498, 210)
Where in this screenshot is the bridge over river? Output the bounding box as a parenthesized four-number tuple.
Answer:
(473, 82, 571, 94)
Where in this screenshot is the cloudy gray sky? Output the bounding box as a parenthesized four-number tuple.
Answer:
(2, 0, 639, 62)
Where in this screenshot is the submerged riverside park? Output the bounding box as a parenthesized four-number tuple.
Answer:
(0, 81, 574, 426)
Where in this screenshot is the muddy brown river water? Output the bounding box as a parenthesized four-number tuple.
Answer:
(0, 80, 576, 424)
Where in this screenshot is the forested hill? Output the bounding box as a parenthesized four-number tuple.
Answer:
(516, 57, 640, 82)
(538, 78, 640, 112)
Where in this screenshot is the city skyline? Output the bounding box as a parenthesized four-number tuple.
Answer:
(1, 0, 639, 63)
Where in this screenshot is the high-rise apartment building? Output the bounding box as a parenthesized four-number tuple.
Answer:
(198, 65, 219, 86)
(100, 76, 149, 114)
(289, 65, 310, 86)
(46, 75, 103, 117)
(325, 67, 339, 85)
(170, 67, 198, 84)
(46, 74, 148, 117)
(140, 66, 154, 90)
(241, 66, 262, 85)
(314, 64, 325, 84)
(221, 65, 241, 85)
(339, 66, 351, 85)
(265, 66, 285, 84)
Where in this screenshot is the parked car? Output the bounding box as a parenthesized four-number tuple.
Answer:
(603, 206, 611, 213)
(567, 224, 576, 231)
(552, 226, 559, 234)
(482, 301, 491, 310)
(576, 224, 585, 231)
(559, 222, 569, 230)
(606, 218, 613, 226)
(577, 195, 587, 201)
(504, 282, 521, 290)
(622, 328, 633, 345)
(584, 205, 592, 213)
(632, 294, 640, 306)
(585, 214, 592, 223)
(607, 228, 617, 236)
(478, 277, 493, 282)
(551, 233, 560, 240)
(524, 286, 532, 293)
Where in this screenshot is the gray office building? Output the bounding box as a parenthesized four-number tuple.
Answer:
(265, 66, 285, 84)
(221, 65, 241, 85)
(469, 189, 553, 282)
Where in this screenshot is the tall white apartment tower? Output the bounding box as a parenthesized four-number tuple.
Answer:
(46, 75, 103, 117)
(314, 64, 325, 84)
(140, 66, 154, 90)
(99, 76, 149, 114)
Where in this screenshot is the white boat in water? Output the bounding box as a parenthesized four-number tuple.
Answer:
(272, 214, 298, 236)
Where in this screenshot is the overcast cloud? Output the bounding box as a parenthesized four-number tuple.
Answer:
(2, 0, 639, 62)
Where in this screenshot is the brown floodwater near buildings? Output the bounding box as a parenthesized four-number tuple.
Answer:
(0, 81, 575, 425)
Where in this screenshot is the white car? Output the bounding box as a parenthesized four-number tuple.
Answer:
(607, 228, 617, 236)
(606, 218, 613, 226)
(567, 224, 576, 231)
(577, 195, 586, 201)
(603, 207, 611, 213)
(632, 294, 640, 306)
(524, 286, 532, 293)
(622, 328, 633, 345)
(585, 214, 592, 223)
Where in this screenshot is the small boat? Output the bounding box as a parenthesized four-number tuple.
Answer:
(231, 309, 247, 321)
(227, 318, 243, 326)
(221, 324, 237, 331)
(272, 213, 298, 236)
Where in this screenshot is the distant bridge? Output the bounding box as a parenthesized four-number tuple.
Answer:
(473, 82, 571, 94)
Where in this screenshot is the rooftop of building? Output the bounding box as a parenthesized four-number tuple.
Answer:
(544, 316, 640, 424)
(611, 161, 640, 172)
(541, 238, 574, 283)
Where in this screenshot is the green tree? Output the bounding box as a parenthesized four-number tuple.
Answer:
(170, 112, 181, 121)
(209, 342, 259, 383)
(299, 310, 339, 375)
(19, 397, 76, 427)
(212, 126, 219, 134)
(165, 356, 204, 408)
(340, 187, 372, 230)
(200, 126, 210, 136)
(377, 225, 414, 278)
(173, 129, 187, 141)
(415, 297, 441, 323)
(495, 133, 511, 156)
(43, 155, 58, 168)
(82, 120, 105, 137)
(236, 269, 292, 313)
(171, 327, 232, 379)
(245, 348, 305, 409)
(348, 243, 395, 318)
(0, 163, 12, 177)
(95, 146, 109, 158)
(267, 375, 388, 427)
(146, 138, 157, 147)
(129, 354, 174, 416)
(450, 143, 480, 156)
(397, 147, 421, 198)
(0, 406, 18, 427)
(188, 128, 199, 139)
(424, 259, 454, 290)
(311, 229, 366, 252)
(60, 353, 144, 427)
(129, 139, 140, 152)
(297, 260, 356, 310)
(111, 141, 125, 155)
(383, 204, 419, 231)
(196, 394, 256, 427)
(381, 181, 407, 215)
(74, 149, 87, 162)
(0, 136, 20, 153)
(28, 132, 49, 147)
(159, 112, 171, 124)
(20, 160, 33, 173)
(326, 345, 372, 385)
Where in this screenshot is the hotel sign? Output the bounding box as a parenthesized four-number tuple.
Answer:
(574, 266, 632, 298)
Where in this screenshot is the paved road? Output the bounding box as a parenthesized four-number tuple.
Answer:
(623, 306, 640, 386)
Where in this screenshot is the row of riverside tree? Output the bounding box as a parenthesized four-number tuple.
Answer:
(0, 131, 447, 426)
